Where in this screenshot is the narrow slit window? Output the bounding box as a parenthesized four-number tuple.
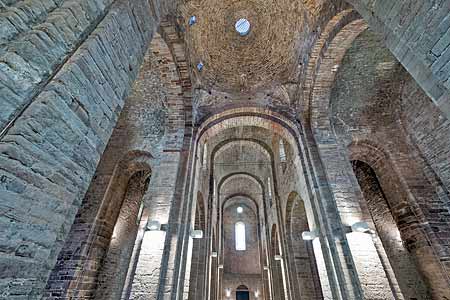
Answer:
(279, 139, 287, 162)
(235, 222, 246, 251)
(202, 143, 208, 166)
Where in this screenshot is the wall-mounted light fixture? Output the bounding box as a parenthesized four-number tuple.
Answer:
(188, 16, 197, 26)
(263, 266, 269, 271)
(225, 288, 232, 297)
(351, 221, 370, 233)
(190, 229, 204, 239)
(254, 290, 260, 298)
(274, 254, 282, 261)
(302, 230, 318, 241)
(211, 251, 218, 258)
(218, 264, 224, 269)
(146, 220, 161, 231)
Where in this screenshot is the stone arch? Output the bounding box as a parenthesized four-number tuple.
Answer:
(309, 17, 368, 129)
(349, 141, 450, 298)
(198, 108, 302, 152)
(94, 168, 151, 299)
(344, 0, 450, 120)
(236, 284, 250, 300)
(305, 13, 440, 298)
(198, 107, 315, 218)
(214, 139, 272, 162)
(351, 159, 430, 299)
(302, 9, 363, 118)
(78, 151, 152, 300)
(218, 173, 266, 210)
(197, 107, 355, 298)
(285, 191, 322, 300)
(212, 137, 276, 208)
(222, 193, 260, 214)
(44, 17, 195, 298)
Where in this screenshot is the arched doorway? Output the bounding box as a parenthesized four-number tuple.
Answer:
(236, 285, 250, 300)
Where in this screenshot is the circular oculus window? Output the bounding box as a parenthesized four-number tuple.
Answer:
(235, 18, 251, 36)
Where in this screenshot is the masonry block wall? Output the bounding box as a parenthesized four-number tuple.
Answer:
(329, 28, 450, 298)
(2, 0, 450, 299)
(347, 0, 450, 118)
(352, 160, 430, 299)
(0, 0, 173, 297)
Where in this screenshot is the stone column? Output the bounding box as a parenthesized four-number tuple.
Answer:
(129, 152, 186, 299)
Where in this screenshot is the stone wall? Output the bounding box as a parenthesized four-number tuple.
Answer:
(352, 160, 430, 299)
(329, 28, 450, 298)
(400, 75, 450, 200)
(0, 0, 164, 298)
(223, 199, 260, 275)
(346, 0, 450, 119)
(43, 18, 191, 299)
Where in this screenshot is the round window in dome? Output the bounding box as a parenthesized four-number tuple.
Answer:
(235, 18, 251, 36)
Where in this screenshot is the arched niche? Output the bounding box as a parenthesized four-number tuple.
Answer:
(349, 140, 450, 298)
(285, 192, 322, 300)
(351, 160, 430, 299)
(93, 151, 153, 300)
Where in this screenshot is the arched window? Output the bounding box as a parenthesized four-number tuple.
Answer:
(235, 222, 246, 251)
(267, 177, 272, 199)
(279, 139, 287, 162)
(202, 143, 208, 167)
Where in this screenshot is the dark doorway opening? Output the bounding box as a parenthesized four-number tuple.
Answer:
(236, 285, 250, 300)
(236, 291, 250, 300)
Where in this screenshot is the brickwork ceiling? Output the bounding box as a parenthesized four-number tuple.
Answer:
(182, 0, 305, 93)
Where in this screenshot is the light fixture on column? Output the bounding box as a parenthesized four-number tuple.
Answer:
(146, 220, 161, 231)
(254, 289, 260, 298)
(225, 288, 231, 297)
(263, 266, 269, 271)
(302, 229, 318, 241)
(351, 221, 370, 233)
(211, 251, 218, 258)
(218, 264, 224, 269)
(274, 254, 282, 261)
(190, 229, 204, 239)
